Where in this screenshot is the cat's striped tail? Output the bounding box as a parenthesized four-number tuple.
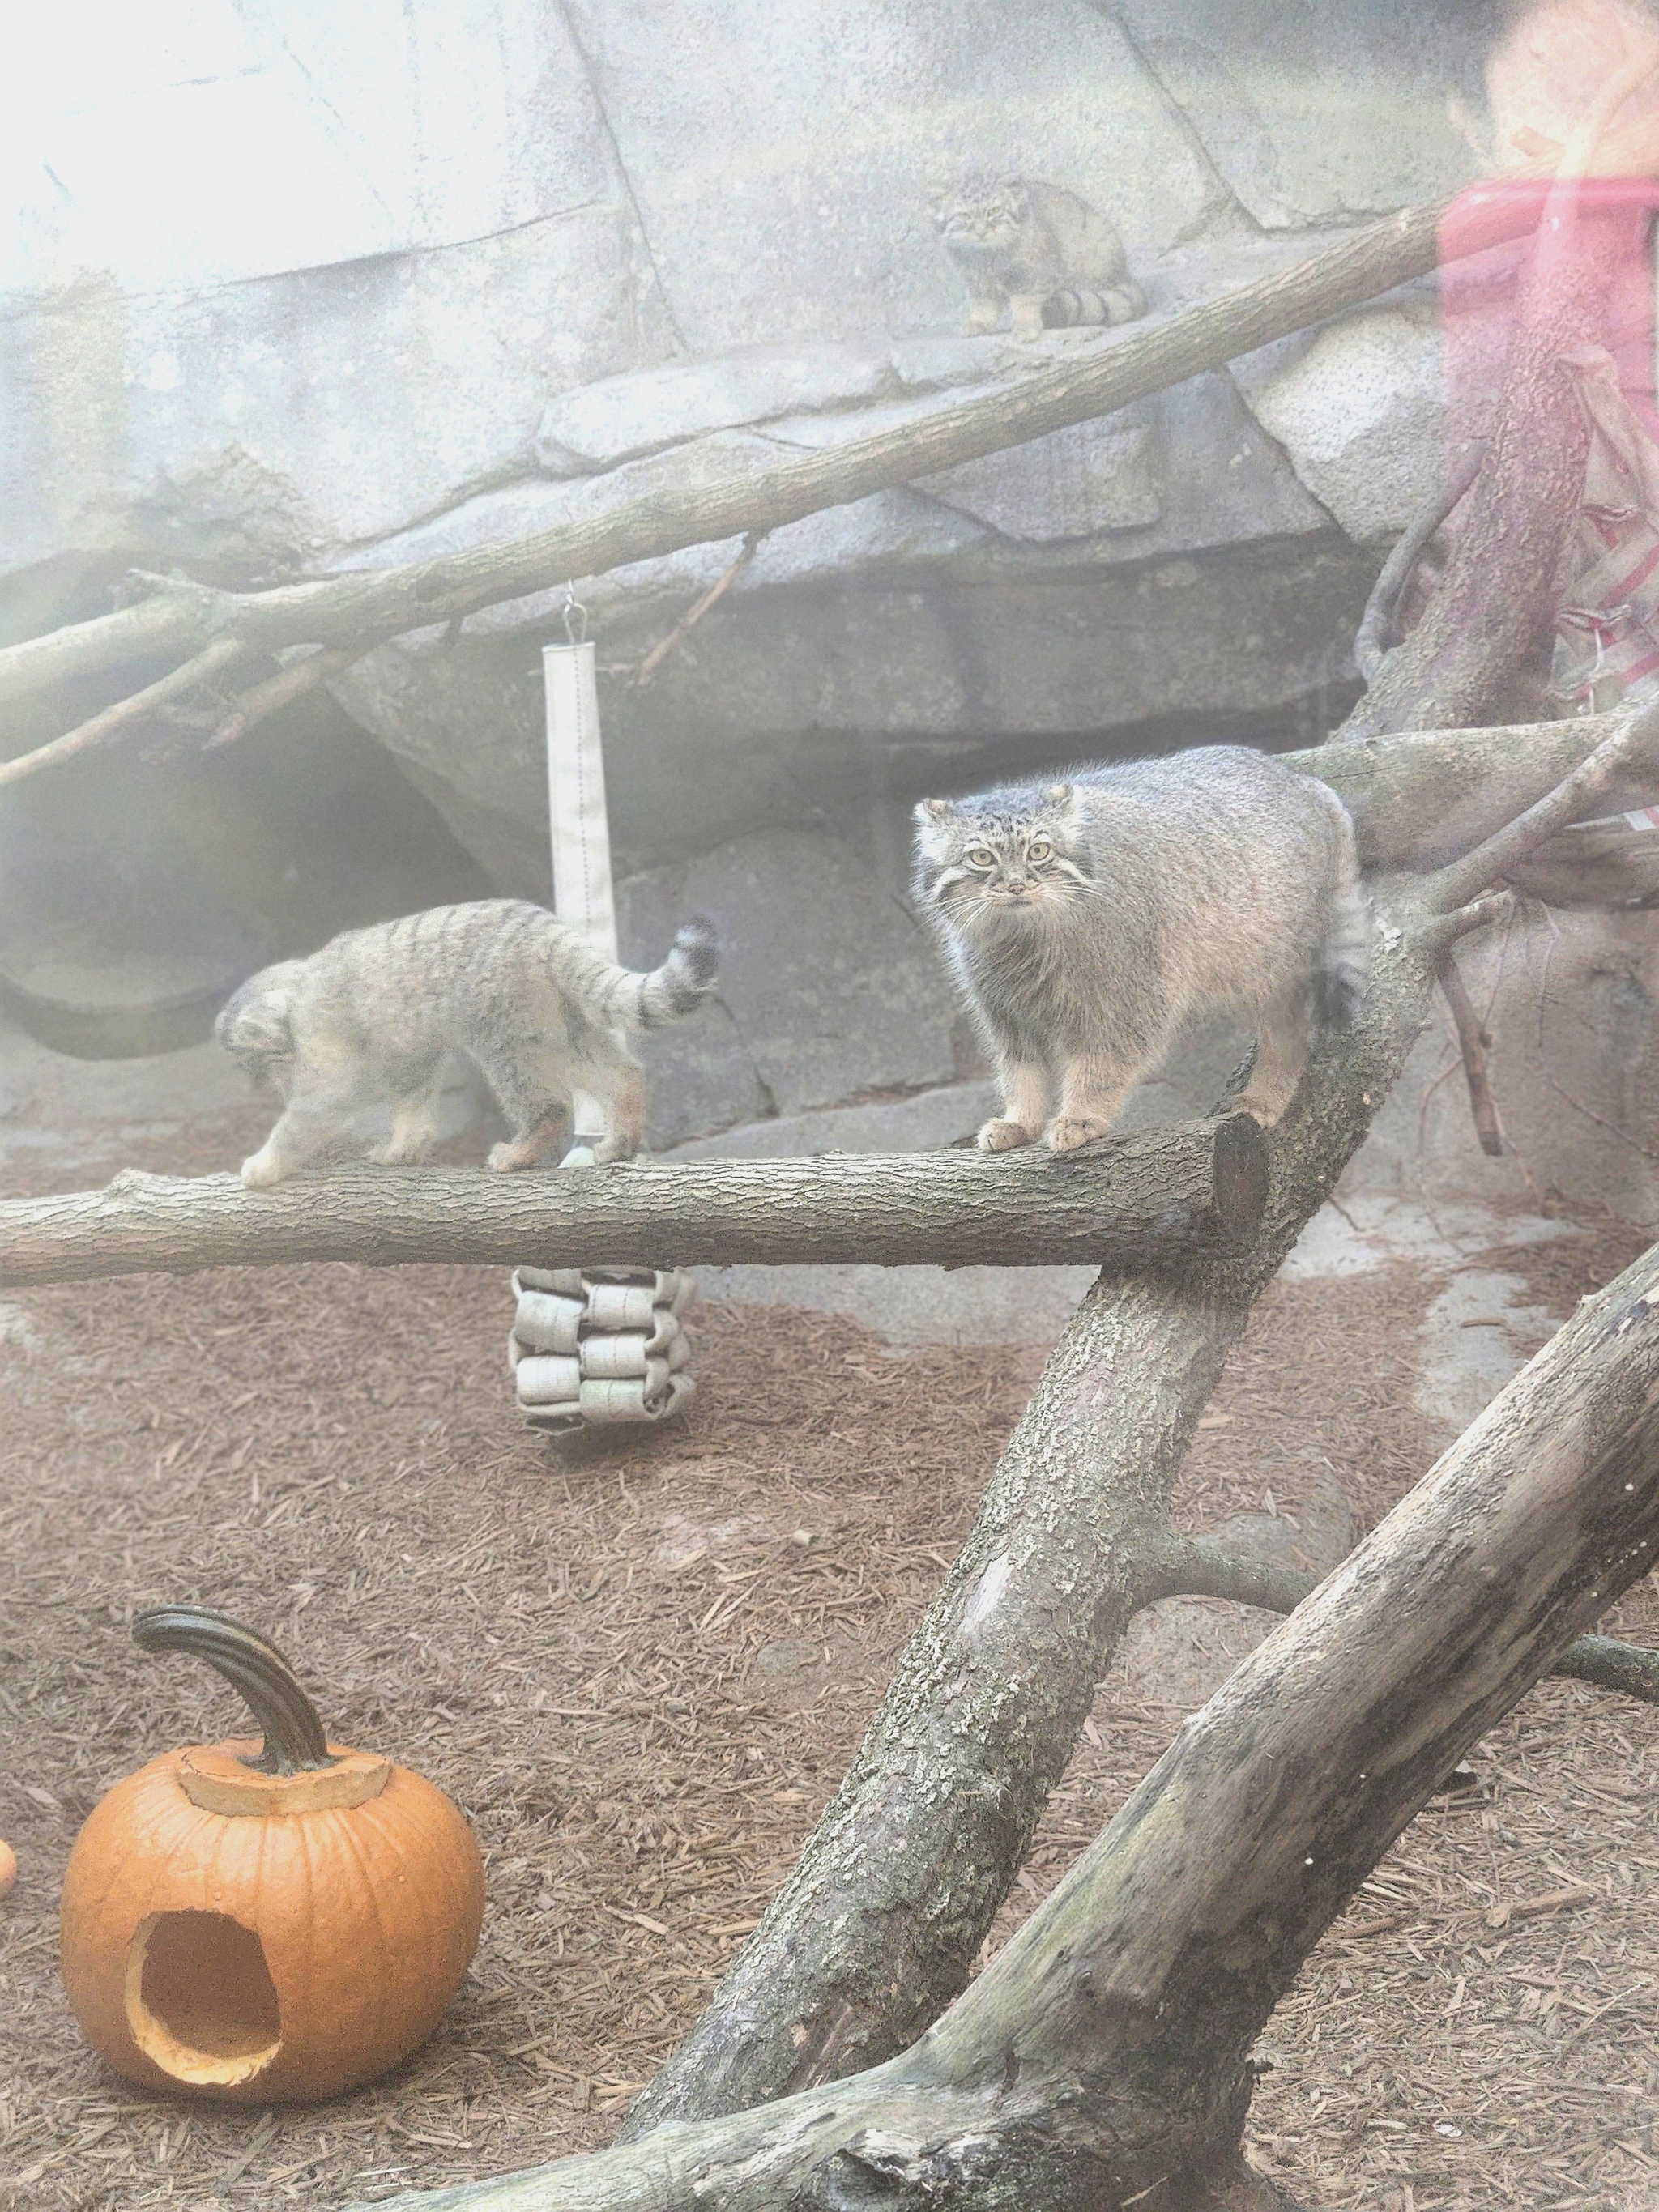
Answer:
(1313, 796, 1370, 1030)
(606, 917, 719, 1033)
(1045, 281, 1146, 328)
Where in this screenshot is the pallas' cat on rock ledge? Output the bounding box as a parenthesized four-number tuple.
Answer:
(932, 173, 1146, 338)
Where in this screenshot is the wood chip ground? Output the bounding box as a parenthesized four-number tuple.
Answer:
(0, 1117, 1654, 2209)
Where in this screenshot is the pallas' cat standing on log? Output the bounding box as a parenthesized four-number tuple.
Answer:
(913, 748, 1368, 1152)
(932, 173, 1145, 339)
(215, 903, 718, 1187)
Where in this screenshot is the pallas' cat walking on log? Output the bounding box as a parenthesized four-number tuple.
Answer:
(932, 173, 1145, 339)
(216, 903, 717, 1187)
(913, 748, 1368, 1153)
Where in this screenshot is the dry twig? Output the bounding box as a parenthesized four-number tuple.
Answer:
(633, 532, 767, 688)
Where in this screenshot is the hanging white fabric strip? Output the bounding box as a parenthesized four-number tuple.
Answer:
(518, 633, 697, 1432)
(543, 638, 619, 961)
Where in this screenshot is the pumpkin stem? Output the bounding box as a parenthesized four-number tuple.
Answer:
(132, 1605, 336, 1775)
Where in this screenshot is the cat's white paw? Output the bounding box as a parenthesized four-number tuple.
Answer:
(488, 1140, 527, 1173)
(1047, 1115, 1112, 1153)
(976, 1117, 1034, 1153)
(239, 1149, 285, 1190)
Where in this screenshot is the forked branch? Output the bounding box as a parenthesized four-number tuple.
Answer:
(612, 728, 1631, 2145)
(357, 1225, 1659, 2212)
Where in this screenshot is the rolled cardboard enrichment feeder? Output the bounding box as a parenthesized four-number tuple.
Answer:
(510, 1265, 695, 1431)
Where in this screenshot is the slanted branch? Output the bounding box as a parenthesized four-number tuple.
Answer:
(8, 121, 1659, 782)
(355, 1223, 1659, 2212)
(0, 1115, 1267, 1289)
(604, 720, 1654, 2153)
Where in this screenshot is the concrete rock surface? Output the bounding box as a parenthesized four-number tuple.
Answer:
(1237, 305, 1448, 544)
(618, 829, 957, 1145)
(1111, 0, 1495, 228)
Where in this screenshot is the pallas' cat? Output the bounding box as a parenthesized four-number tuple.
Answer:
(216, 902, 717, 1187)
(932, 173, 1145, 339)
(912, 748, 1368, 1152)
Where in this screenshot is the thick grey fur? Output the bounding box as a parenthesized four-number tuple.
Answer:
(912, 746, 1369, 1153)
(215, 903, 717, 1186)
(931, 173, 1146, 339)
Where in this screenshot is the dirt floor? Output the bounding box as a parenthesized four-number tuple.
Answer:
(0, 1114, 1656, 2210)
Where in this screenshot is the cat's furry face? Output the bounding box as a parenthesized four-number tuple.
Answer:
(931, 173, 1030, 261)
(913, 783, 1088, 931)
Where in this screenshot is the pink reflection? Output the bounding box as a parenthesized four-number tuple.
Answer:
(1486, 0, 1659, 172)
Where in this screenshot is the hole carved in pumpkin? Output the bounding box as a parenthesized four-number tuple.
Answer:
(125, 1910, 283, 2086)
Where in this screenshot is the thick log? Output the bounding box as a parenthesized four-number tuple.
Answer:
(0, 1116, 1267, 1289)
(1281, 709, 1629, 870)
(356, 1228, 1659, 2212)
(1146, 1533, 1659, 1704)
(614, 726, 1643, 2141)
(1339, 201, 1622, 739)
(1341, 71, 1659, 740)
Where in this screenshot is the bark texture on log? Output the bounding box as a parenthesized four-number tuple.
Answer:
(355, 1229, 1659, 2212)
(616, 726, 1644, 2142)
(1338, 182, 1628, 740)
(1280, 710, 1629, 870)
(0, 1118, 1266, 1289)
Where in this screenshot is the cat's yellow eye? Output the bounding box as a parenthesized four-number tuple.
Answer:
(1027, 837, 1052, 862)
(966, 846, 996, 869)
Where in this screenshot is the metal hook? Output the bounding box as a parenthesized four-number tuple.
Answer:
(561, 581, 589, 648)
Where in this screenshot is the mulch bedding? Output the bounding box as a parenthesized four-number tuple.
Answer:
(0, 1119, 1655, 2210)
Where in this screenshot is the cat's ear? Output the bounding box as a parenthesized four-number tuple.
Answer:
(1043, 782, 1073, 808)
(915, 796, 957, 828)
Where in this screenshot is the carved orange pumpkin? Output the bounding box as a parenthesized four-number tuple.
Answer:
(60, 1606, 484, 2103)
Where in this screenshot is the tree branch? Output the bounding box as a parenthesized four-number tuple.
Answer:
(354, 1227, 1659, 2212)
(1421, 710, 1657, 914)
(0, 636, 250, 791)
(0, 1116, 1268, 1289)
(1145, 1534, 1659, 1703)
(612, 727, 1625, 2141)
(1551, 1632, 1659, 1700)
(1280, 710, 1629, 872)
(633, 531, 766, 688)
(1353, 437, 1488, 683)
(204, 643, 367, 750)
(10, 129, 1652, 746)
(1337, 149, 1641, 738)
(1436, 952, 1505, 1157)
